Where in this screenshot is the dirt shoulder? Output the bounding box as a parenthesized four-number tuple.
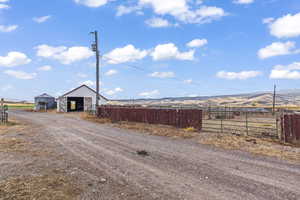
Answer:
(0, 119, 82, 200)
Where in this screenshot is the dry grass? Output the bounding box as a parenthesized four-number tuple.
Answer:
(81, 113, 198, 139)
(0, 174, 81, 200)
(0, 137, 27, 153)
(200, 134, 300, 162)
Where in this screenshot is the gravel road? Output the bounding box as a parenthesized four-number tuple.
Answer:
(10, 110, 300, 200)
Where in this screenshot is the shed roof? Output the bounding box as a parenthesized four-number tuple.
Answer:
(35, 93, 54, 98)
(60, 85, 108, 100)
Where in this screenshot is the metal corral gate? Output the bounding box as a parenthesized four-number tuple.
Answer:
(98, 106, 202, 130)
(281, 114, 300, 144)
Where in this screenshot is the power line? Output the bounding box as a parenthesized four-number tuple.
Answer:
(101, 55, 250, 94)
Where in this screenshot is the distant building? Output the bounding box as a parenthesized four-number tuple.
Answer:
(57, 85, 108, 112)
(34, 93, 56, 111)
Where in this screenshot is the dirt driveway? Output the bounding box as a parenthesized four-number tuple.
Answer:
(4, 110, 300, 200)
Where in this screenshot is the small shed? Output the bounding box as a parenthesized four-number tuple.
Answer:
(57, 85, 108, 112)
(34, 93, 56, 111)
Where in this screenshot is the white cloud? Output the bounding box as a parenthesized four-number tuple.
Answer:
(77, 73, 88, 78)
(149, 71, 175, 78)
(105, 69, 118, 76)
(105, 87, 123, 96)
(33, 15, 51, 23)
(104, 44, 148, 64)
(1, 84, 13, 92)
(35, 45, 93, 64)
(151, 43, 194, 61)
(116, 5, 141, 16)
(184, 79, 193, 84)
(73, 0, 112, 7)
(233, 0, 254, 4)
(270, 62, 300, 79)
(38, 65, 52, 71)
(139, 89, 160, 98)
(216, 70, 262, 80)
(4, 70, 37, 80)
(145, 17, 173, 28)
(80, 80, 95, 87)
(258, 41, 299, 59)
(187, 39, 207, 48)
(0, 25, 18, 32)
(262, 17, 274, 24)
(119, 0, 227, 24)
(0, 4, 9, 9)
(269, 12, 300, 38)
(0, 52, 31, 67)
(0, 0, 10, 2)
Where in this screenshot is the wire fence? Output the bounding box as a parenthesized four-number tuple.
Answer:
(0, 105, 8, 124)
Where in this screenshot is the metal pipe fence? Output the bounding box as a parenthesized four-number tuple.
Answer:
(202, 110, 280, 138)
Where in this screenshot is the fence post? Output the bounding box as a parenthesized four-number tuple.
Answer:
(246, 112, 249, 136)
(221, 118, 223, 133)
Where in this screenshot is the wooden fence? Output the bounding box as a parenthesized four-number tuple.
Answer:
(98, 106, 202, 130)
(281, 114, 300, 144)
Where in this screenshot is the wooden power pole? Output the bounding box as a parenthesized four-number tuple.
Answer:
(91, 31, 100, 114)
(273, 84, 276, 115)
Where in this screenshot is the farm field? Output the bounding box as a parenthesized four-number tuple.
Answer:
(5, 103, 34, 110)
(0, 110, 298, 200)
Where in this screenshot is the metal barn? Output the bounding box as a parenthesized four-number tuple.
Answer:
(57, 85, 107, 112)
(34, 93, 56, 111)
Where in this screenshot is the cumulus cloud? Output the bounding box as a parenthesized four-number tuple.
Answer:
(80, 80, 95, 87)
(33, 15, 51, 23)
(116, 5, 141, 16)
(258, 41, 299, 59)
(105, 69, 118, 76)
(149, 71, 175, 78)
(262, 17, 274, 24)
(73, 0, 112, 7)
(269, 12, 300, 38)
(184, 79, 193, 84)
(151, 43, 194, 61)
(233, 0, 254, 4)
(0, 25, 18, 32)
(270, 62, 300, 79)
(145, 17, 174, 28)
(104, 45, 148, 64)
(38, 65, 52, 71)
(35, 45, 93, 64)
(0, 4, 9, 9)
(0, 52, 31, 67)
(139, 89, 160, 98)
(118, 0, 227, 24)
(105, 87, 123, 96)
(187, 39, 207, 48)
(4, 70, 37, 80)
(216, 70, 262, 80)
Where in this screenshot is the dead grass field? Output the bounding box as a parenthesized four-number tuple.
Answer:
(199, 134, 300, 162)
(0, 173, 81, 200)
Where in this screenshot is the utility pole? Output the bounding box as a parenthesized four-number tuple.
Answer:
(91, 31, 100, 114)
(273, 84, 276, 115)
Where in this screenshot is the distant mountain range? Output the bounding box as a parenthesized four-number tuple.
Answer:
(110, 89, 300, 107)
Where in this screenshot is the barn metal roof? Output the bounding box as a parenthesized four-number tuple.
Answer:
(35, 93, 54, 98)
(60, 85, 108, 100)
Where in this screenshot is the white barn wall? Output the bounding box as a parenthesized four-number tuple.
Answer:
(64, 86, 106, 105)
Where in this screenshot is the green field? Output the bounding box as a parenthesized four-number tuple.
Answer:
(6, 104, 34, 110)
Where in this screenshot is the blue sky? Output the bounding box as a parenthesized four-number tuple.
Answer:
(1, 0, 300, 100)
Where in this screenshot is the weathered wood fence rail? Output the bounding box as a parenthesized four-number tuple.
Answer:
(281, 114, 300, 144)
(98, 106, 202, 130)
